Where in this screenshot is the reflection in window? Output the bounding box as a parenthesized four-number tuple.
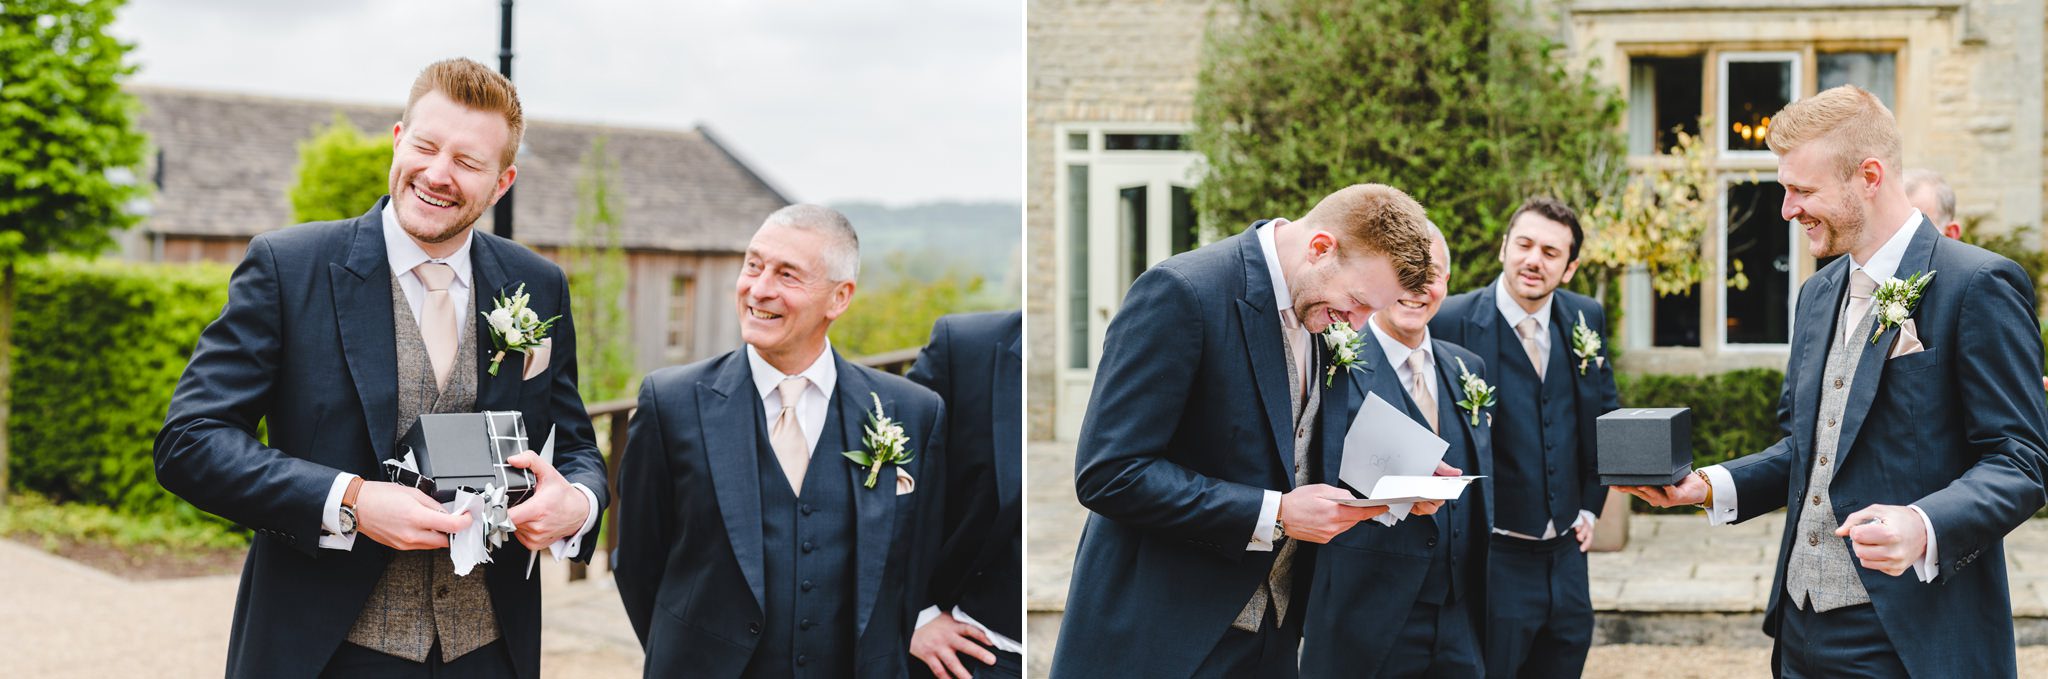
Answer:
(1120, 185, 1149, 290)
(1654, 283, 1701, 347)
(1066, 165, 1090, 369)
(1725, 59, 1793, 153)
(1104, 134, 1188, 151)
(1725, 182, 1792, 344)
(1818, 52, 1896, 108)
(1171, 186, 1196, 255)
(1628, 55, 1704, 156)
(1068, 132, 1089, 151)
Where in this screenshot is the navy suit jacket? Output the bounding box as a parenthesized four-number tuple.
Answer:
(1431, 283, 1619, 521)
(614, 348, 946, 679)
(1722, 220, 2048, 677)
(1300, 334, 1495, 677)
(153, 198, 610, 679)
(1053, 227, 1349, 679)
(905, 311, 1023, 641)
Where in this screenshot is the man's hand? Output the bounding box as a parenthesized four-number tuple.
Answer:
(1836, 505, 1927, 577)
(355, 481, 470, 550)
(1279, 483, 1386, 543)
(1408, 461, 1461, 517)
(505, 451, 591, 550)
(911, 611, 998, 679)
(1572, 514, 1597, 553)
(1618, 472, 1709, 508)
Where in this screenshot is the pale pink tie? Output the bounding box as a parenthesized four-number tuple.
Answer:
(1843, 270, 1879, 347)
(1408, 350, 1438, 434)
(414, 262, 458, 391)
(1279, 308, 1310, 400)
(770, 377, 812, 493)
(1516, 317, 1546, 381)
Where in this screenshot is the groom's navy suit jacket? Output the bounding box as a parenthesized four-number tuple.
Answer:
(613, 349, 946, 678)
(1053, 226, 1350, 678)
(1300, 334, 1493, 677)
(1722, 220, 2048, 677)
(153, 198, 610, 679)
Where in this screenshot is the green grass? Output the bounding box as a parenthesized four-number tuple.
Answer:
(0, 491, 248, 552)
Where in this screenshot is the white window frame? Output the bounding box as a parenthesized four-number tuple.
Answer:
(1717, 51, 1802, 160)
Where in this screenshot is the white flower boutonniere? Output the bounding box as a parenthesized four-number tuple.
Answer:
(1869, 271, 1934, 343)
(481, 283, 560, 376)
(1320, 320, 1367, 388)
(843, 392, 915, 489)
(1453, 356, 1496, 427)
(1570, 310, 1605, 376)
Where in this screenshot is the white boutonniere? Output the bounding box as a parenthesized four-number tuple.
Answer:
(1453, 356, 1496, 427)
(1869, 271, 1934, 343)
(842, 392, 915, 489)
(1320, 320, 1367, 388)
(1570, 310, 1605, 376)
(481, 283, 560, 377)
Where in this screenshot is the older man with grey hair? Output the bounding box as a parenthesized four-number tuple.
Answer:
(1903, 168, 1962, 239)
(615, 203, 949, 678)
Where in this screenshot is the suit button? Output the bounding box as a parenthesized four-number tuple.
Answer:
(801, 580, 814, 592)
(1827, 418, 1837, 428)
(1809, 533, 1820, 546)
(1812, 495, 1822, 506)
(797, 654, 810, 667)
(1427, 536, 1438, 548)
(802, 541, 815, 554)
(1834, 378, 1844, 389)
(800, 503, 813, 516)
(1547, 466, 1556, 475)
(748, 622, 761, 635)
(436, 586, 450, 598)
(1819, 456, 1829, 466)
(801, 618, 814, 630)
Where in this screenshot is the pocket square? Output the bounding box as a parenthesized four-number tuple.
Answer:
(521, 338, 552, 381)
(894, 467, 915, 496)
(1888, 319, 1924, 359)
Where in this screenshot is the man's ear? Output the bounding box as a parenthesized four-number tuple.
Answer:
(492, 164, 519, 203)
(823, 280, 857, 321)
(1560, 258, 1580, 285)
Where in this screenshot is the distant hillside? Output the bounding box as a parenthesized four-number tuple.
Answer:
(832, 201, 1021, 299)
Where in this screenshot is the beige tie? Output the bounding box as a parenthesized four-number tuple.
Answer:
(1843, 270, 1879, 347)
(1279, 308, 1311, 399)
(770, 377, 812, 493)
(1516, 316, 1546, 381)
(414, 262, 458, 391)
(1408, 350, 1438, 434)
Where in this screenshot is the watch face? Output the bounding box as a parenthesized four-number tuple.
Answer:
(338, 506, 357, 534)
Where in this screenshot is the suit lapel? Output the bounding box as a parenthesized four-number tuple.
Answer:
(1434, 348, 1493, 526)
(1234, 226, 1299, 481)
(331, 200, 399, 468)
(698, 353, 767, 612)
(470, 236, 521, 412)
(1318, 337, 1372, 484)
(836, 359, 896, 639)
(993, 332, 1022, 511)
(1466, 283, 1506, 396)
(1790, 263, 1840, 460)
(1834, 221, 1940, 468)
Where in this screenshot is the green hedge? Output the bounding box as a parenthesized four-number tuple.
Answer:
(9, 258, 235, 528)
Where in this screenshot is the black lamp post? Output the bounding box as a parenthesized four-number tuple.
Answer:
(493, 0, 516, 240)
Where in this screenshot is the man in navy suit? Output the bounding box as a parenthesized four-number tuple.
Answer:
(905, 310, 1023, 678)
(1624, 85, 2048, 678)
(154, 59, 608, 679)
(614, 204, 947, 678)
(1052, 184, 1441, 678)
(1302, 226, 1494, 678)
(1430, 196, 1620, 678)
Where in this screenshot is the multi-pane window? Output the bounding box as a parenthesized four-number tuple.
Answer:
(667, 275, 696, 359)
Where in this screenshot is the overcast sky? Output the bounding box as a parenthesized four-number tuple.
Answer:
(110, 0, 1022, 206)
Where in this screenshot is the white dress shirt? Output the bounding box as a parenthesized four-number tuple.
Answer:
(1701, 210, 1938, 581)
(745, 340, 840, 458)
(1489, 275, 1596, 540)
(1249, 220, 1296, 552)
(1367, 313, 1435, 406)
(321, 205, 600, 556)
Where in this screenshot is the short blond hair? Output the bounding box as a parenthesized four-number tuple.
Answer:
(1764, 85, 1900, 180)
(1298, 184, 1435, 294)
(403, 58, 524, 168)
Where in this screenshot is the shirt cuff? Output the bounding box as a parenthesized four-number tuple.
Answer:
(1908, 504, 1939, 582)
(546, 482, 602, 561)
(1702, 465, 1739, 526)
(1248, 490, 1281, 552)
(319, 472, 359, 551)
(1574, 509, 1596, 530)
(915, 605, 943, 632)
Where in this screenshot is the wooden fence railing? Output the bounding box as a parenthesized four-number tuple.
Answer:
(566, 348, 919, 581)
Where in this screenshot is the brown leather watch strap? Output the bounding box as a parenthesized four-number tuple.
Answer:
(342, 475, 365, 509)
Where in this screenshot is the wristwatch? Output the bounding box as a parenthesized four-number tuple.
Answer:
(337, 476, 365, 536)
(1694, 469, 1714, 508)
(1272, 516, 1288, 542)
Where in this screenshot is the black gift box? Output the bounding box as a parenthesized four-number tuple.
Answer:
(388, 411, 535, 505)
(1596, 407, 1693, 486)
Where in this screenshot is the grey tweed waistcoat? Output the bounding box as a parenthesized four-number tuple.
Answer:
(1785, 304, 1877, 612)
(1235, 335, 1319, 631)
(344, 278, 501, 661)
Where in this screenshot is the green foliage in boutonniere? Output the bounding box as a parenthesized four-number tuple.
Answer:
(1869, 271, 1934, 343)
(1453, 356, 1496, 427)
(842, 392, 914, 488)
(481, 283, 561, 376)
(1570, 310, 1605, 376)
(1320, 320, 1367, 388)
